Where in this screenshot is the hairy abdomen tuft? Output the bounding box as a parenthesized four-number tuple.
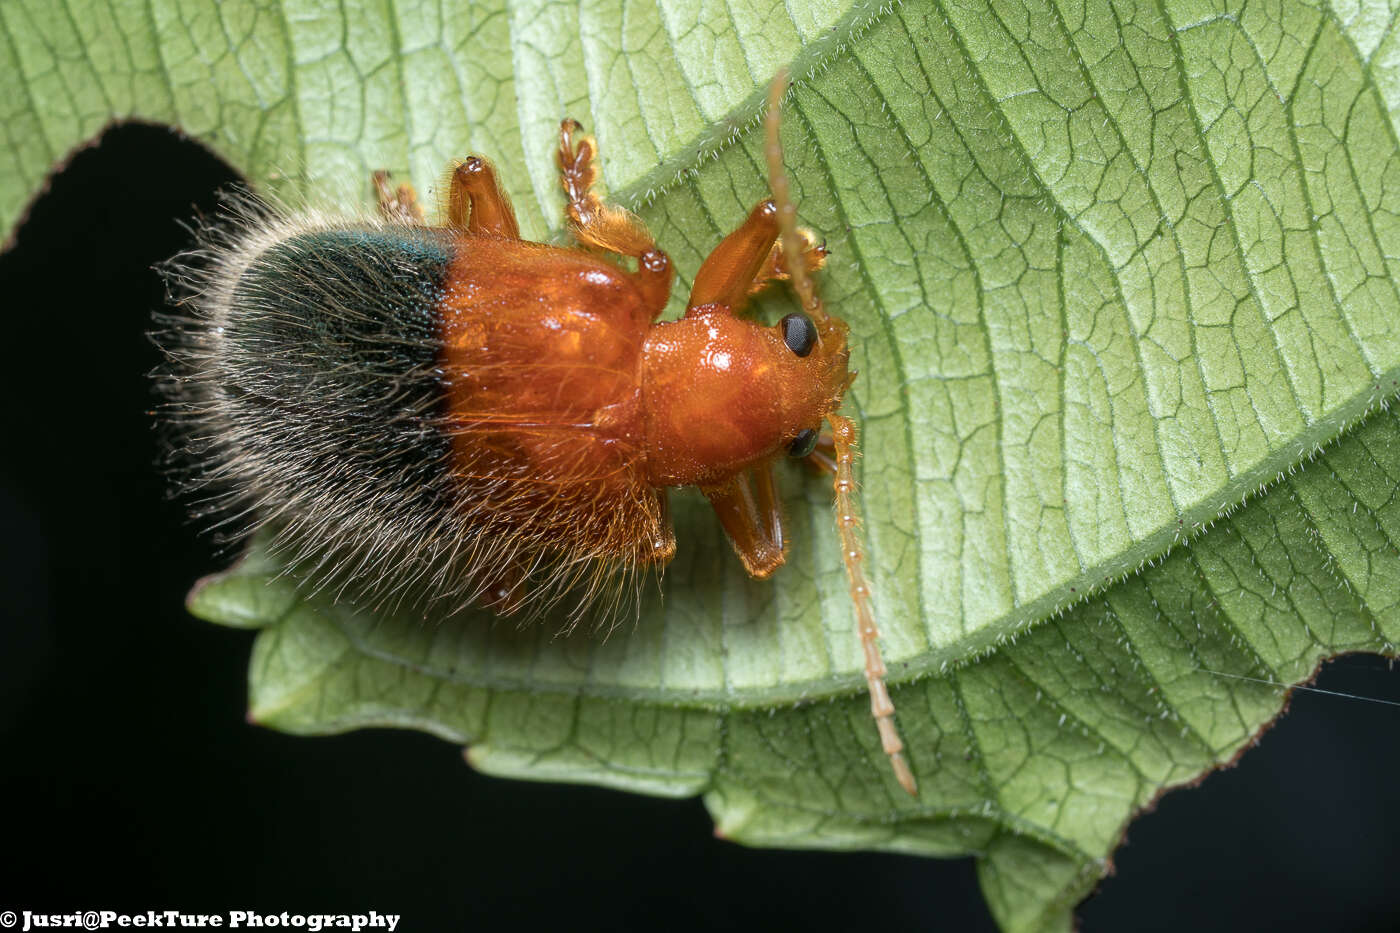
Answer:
(215, 228, 456, 511)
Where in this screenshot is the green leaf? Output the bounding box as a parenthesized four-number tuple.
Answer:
(8, 0, 1400, 927)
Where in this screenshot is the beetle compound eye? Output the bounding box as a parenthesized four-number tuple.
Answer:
(788, 428, 819, 458)
(780, 313, 817, 357)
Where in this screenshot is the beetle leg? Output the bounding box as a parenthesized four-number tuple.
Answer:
(687, 199, 828, 315)
(448, 156, 522, 238)
(702, 466, 787, 579)
(640, 489, 678, 566)
(751, 461, 786, 556)
(556, 120, 654, 254)
(372, 171, 426, 224)
(557, 119, 673, 313)
(687, 199, 779, 313)
(748, 230, 828, 296)
(802, 431, 838, 476)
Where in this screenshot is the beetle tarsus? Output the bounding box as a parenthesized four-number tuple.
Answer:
(751, 228, 828, 295)
(372, 170, 426, 225)
(557, 119, 665, 264)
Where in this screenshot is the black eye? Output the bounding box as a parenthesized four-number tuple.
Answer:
(780, 313, 817, 357)
(788, 428, 819, 458)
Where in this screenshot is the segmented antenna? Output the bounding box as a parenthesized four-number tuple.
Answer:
(764, 71, 828, 326)
(765, 71, 918, 796)
(830, 414, 917, 795)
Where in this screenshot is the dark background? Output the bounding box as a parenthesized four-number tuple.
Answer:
(2, 125, 1398, 932)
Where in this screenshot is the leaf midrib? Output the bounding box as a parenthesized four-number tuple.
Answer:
(268, 373, 1400, 712)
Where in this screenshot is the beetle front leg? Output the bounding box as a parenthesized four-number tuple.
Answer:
(448, 156, 522, 238)
(687, 200, 779, 314)
(749, 228, 828, 296)
(803, 431, 837, 476)
(372, 171, 426, 225)
(703, 465, 787, 579)
(687, 199, 828, 315)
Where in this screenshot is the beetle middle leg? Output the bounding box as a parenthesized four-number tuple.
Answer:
(702, 463, 787, 578)
(372, 171, 426, 225)
(639, 489, 678, 566)
(687, 199, 828, 314)
(557, 120, 673, 311)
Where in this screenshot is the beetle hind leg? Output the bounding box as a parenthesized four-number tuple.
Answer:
(372, 171, 426, 225)
(448, 156, 521, 238)
(637, 489, 678, 566)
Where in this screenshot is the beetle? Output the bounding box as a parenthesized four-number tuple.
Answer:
(159, 73, 916, 795)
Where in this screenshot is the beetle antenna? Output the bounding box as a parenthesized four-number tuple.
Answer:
(828, 412, 917, 795)
(765, 70, 829, 327)
(767, 69, 913, 793)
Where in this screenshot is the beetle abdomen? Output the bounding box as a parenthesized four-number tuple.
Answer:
(216, 228, 455, 509)
(159, 214, 665, 617)
(156, 219, 482, 610)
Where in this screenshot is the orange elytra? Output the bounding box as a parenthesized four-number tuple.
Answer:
(158, 72, 916, 795)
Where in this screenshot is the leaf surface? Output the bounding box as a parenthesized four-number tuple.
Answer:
(7, 0, 1400, 927)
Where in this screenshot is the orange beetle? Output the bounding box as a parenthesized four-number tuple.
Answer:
(161, 74, 915, 794)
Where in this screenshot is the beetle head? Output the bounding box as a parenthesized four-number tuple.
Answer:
(638, 302, 851, 488)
